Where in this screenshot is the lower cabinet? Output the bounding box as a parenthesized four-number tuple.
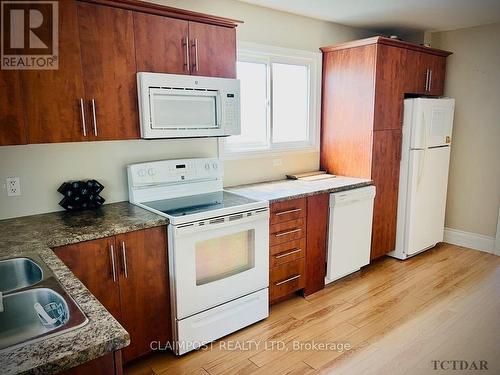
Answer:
(268, 194, 329, 303)
(59, 351, 122, 375)
(53, 226, 170, 363)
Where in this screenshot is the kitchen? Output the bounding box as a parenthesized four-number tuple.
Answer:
(1, 0, 499, 374)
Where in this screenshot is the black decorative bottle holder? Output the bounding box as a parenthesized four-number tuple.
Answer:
(57, 179, 105, 211)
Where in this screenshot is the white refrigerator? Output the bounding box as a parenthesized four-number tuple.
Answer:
(390, 98, 455, 260)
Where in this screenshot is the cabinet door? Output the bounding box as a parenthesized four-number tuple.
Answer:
(0, 70, 26, 145)
(134, 12, 189, 74)
(374, 45, 406, 130)
(405, 51, 446, 96)
(115, 227, 170, 362)
(370, 129, 402, 260)
(53, 237, 122, 320)
(428, 55, 446, 96)
(305, 193, 329, 296)
(77, 2, 139, 140)
(188, 22, 236, 78)
(404, 50, 428, 95)
(22, 0, 87, 143)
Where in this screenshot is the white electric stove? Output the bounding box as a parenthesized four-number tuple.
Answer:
(127, 158, 269, 355)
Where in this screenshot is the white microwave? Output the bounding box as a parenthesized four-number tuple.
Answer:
(137, 72, 240, 139)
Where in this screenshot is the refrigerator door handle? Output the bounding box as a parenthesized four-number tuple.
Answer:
(417, 149, 426, 187)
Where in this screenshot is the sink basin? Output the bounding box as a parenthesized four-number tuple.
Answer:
(0, 282, 88, 350)
(0, 257, 43, 293)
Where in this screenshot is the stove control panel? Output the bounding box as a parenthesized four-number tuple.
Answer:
(128, 158, 223, 187)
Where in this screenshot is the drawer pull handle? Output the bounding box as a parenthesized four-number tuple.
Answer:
(275, 274, 300, 286)
(275, 228, 301, 237)
(275, 248, 301, 259)
(275, 208, 301, 216)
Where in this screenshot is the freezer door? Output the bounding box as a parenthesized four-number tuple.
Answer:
(404, 146, 451, 255)
(410, 98, 455, 149)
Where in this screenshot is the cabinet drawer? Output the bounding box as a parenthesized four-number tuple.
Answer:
(269, 218, 306, 246)
(269, 238, 306, 267)
(270, 258, 305, 302)
(270, 198, 306, 224)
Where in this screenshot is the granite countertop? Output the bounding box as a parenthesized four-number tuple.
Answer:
(0, 202, 168, 375)
(227, 176, 373, 203)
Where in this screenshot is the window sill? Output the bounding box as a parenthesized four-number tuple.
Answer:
(223, 146, 319, 161)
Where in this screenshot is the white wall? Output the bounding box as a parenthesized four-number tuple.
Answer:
(431, 23, 500, 238)
(0, 0, 373, 220)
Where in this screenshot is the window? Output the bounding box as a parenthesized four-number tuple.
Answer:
(225, 42, 321, 156)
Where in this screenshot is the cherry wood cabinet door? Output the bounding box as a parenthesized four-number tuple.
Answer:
(134, 12, 189, 74)
(77, 2, 139, 140)
(374, 45, 407, 130)
(428, 54, 446, 96)
(188, 22, 236, 78)
(0, 70, 26, 145)
(304, 193, 329, 295)
(370, 129, 402, 260)
(115, 227, 170, 362)
(53, 237, 122, 320)
(22, 0, 86, 143)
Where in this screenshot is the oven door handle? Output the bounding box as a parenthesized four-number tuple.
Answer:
(173, 209, 269, 236)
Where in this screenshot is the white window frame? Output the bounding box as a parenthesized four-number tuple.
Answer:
(224, 41, 322, 158)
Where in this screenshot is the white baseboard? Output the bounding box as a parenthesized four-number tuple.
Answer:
(443, 227, 497, 255)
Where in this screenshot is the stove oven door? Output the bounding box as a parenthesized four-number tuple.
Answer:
(169, 209, 269, 320)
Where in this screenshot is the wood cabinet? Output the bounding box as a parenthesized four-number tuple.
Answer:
(59, 351, 122, 375)
(405, 49, 447, 96)
(304, 193, 329, 295)
(134, 16, 236, 78)
(320, 36, 451, 260)
(53, 236, 122, 319)
(114, 228, 171, 362)
(53, 226, 170, 363)
(23, 0, 87, 144)
(0, 70, 26, 145)
(77, 2, 139, 140)
(1, 0, 240, 146)
(134, 13, 189, 74)
(268, 195, 329, 303)
(188, 22, 237, 78)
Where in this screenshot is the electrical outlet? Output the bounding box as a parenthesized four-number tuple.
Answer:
(6, 177, 21, 197)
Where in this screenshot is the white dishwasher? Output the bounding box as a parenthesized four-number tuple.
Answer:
(325, 185, 376, 284)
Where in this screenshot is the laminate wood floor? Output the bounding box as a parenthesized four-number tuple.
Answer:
(125, 243, 500, 375)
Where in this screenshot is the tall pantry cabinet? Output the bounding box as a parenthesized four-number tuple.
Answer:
(320, 37, 451, 260)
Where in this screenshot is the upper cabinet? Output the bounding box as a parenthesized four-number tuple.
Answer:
(1, 0, 240, 146)
(77, 2, 139, 140)
(0, 70, 26, 145)
(188, 22, 237, 78)
(134, 13, 189, 74)
(23, 0, 87, 144)
(405, 49, 447, 96)
(134, 16, 236, 78)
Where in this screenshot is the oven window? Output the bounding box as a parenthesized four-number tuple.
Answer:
(150, 91, 218, 129)
(195, 230, 255, 285)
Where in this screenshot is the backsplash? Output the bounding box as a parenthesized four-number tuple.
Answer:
(0, 139, 318, 220)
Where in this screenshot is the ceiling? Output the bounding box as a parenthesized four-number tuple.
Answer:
(238, 0, 500, 35)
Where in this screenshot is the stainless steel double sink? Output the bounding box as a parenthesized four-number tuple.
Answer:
(0, 255, 88, 350)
